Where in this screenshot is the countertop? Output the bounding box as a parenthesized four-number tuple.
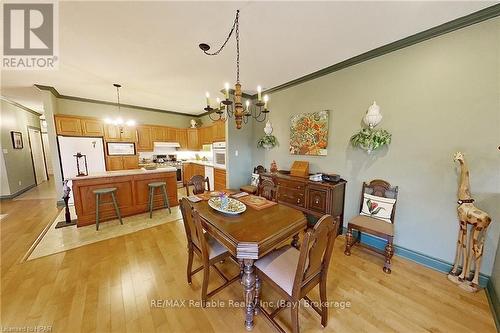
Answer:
(182, 160, 225, 170)
(70, 167, 177, 180)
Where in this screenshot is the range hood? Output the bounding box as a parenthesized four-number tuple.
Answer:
(154, 142, 181, 148)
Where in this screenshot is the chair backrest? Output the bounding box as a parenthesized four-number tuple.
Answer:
(179, 198, 209, 261)
(292, 215, 339, 297)
(186, 175, 210, 196)
(258, 177, 277, 201)
(359, 179, 399, 223)
(254, 165, 267, 174)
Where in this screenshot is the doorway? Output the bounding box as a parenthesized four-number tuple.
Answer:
(27, 127, 48, 185)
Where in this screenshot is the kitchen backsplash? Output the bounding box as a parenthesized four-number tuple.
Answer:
(139, 150, 212, 161)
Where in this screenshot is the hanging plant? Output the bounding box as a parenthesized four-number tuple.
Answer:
(350, 128, 391, 154)
(257, 134, 278, 150)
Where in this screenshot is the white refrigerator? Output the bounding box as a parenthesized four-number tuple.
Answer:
(58, 136, 106, 180)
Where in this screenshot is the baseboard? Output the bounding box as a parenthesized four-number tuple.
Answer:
(486, 280, 500, 332)
(56, 199, 65, 208)
(0, 184, 36, 200)
(342, 227, 490, 287)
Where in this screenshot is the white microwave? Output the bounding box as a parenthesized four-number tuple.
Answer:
(212, 142, 226, 168)
(107, 142, 136, 156)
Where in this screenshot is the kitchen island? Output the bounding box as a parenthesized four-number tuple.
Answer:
(71, 168, 178, 227)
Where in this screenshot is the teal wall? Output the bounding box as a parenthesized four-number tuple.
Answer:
(246, 17, 500, 275)
(0, 100, 41, 196)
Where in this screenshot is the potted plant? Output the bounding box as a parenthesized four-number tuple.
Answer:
(257, 134, 278, 150)
(350, 128, 391, 154)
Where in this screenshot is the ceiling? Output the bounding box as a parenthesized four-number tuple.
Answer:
(1, 1, 495, 114)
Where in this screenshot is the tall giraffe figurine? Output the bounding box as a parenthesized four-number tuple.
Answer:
(448, 152, 492, 292)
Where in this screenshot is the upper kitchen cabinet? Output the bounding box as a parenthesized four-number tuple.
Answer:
(198, 126, 212, 146)
(151, 126, 164, 142)
(213, 120, 225, 142)
(136, 126, 153, 151)
(55, 115, 83, 136)
(120, 126, 137, 142)
(164, 127, 177, 142)
(104, 124, 137, 142)
(187, 128, 199, 150)
(81, 118, 104, 137)
(176, 129, 188, 149)
(104, 124, 121, 140)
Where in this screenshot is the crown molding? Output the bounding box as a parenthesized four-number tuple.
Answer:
(34, 84, 202, 118)
(0, 96, 42, 116)
(258, 4, 500, 97)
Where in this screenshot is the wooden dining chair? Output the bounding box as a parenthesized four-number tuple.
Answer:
(186, 175, 210, 196)
(258, 176, 277, 201)
(254, 215, 340, 333)
(344, 179, 399, 273)
(179, 198, 239, 305)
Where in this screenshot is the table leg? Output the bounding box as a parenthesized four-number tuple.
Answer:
(242, 259, 256, 331)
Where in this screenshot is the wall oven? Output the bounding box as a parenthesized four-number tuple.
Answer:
(212, 142, 226, 169)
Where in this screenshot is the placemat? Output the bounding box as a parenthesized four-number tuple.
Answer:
(238, 195, 277, 210)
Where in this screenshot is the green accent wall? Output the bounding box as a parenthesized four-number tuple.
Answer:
(249, 17, 500, 275)
(0, 100, 41, 196)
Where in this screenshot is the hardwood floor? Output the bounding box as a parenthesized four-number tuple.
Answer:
(0, 181, 496, 332)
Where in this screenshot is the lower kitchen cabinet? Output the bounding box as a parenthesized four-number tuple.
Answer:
(214, 168, 226, 191)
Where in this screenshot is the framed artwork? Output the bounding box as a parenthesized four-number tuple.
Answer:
(11, 131, 23, 149)
(289, 110, 329, 156)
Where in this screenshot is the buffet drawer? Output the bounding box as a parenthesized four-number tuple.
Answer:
(276, 178, 305, 191)
(278, 188, 305, 207)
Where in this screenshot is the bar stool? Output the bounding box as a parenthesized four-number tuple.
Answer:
(93, 187, 122, 231)
(148, 182, 171, 218)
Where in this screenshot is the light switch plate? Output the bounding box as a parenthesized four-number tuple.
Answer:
(235, 150, 238, 156)
(2, 149, 8, 154)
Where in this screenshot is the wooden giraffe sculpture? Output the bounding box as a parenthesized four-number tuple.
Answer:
(447, 152, 492, 292)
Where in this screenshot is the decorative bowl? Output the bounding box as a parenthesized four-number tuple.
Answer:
(208, 197, 246, 215)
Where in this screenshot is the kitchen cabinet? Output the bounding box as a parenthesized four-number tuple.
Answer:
(123, 155, 139, 169)
(151, 126, 164, 142)
(213, 121, 225, 142)
(104, 124, 121, 141)
(183, 163, 193, 185)
(164, 127, 177, 141)
(176, 129, 188, 149)
(55, 115, 83, 136)
(81, 119, 104, 136)
(214, 168, 226, 191)
(106, 155, 139, 171)
(106, 156, 124, 171)
(136, 126, 153, 151)
(104, 124, 137, 142)
(199, 126, 214, 146)
(192, 163, 205, 178)
(119, 126, 137, 142)
(187, 129, 199, 150)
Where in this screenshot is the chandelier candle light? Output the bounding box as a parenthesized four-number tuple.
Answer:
(200, 10, 270, 129)
(104, 84, 136, 133)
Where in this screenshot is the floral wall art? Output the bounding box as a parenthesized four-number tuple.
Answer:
(289, 111, 329, 156)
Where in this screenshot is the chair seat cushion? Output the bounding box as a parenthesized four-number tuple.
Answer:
(93, 187, 117, 194)
(240, 185, 257, 194)
(206, 235, 229, 259)
(148, 181, 166, 187)
(348, 215, 394, 236)
(255, 246, 299, 295)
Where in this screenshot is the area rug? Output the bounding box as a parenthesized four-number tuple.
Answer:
(26, 205, 182, 261)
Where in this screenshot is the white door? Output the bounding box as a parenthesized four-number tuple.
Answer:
(28, 128, 48, 185)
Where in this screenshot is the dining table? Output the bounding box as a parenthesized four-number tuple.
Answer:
(192, 198, 307, 330)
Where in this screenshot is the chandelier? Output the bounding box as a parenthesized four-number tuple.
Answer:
(200, 10, 270, 129)
(104, 83, 136, 132)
